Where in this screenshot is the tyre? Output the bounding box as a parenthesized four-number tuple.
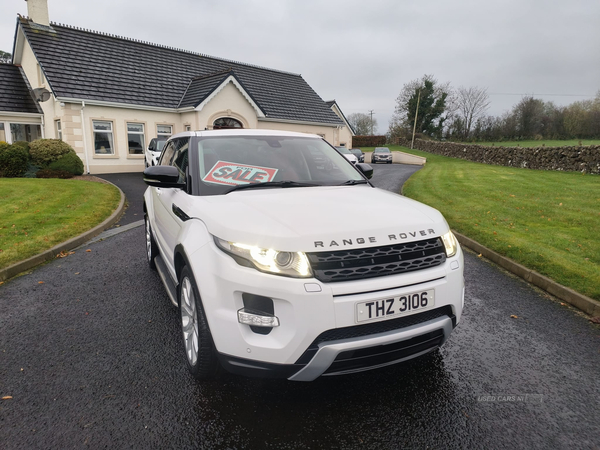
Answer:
(387, 160, 392, 164)
(145, 214, 158, 270)
(179, 266, 219, 380)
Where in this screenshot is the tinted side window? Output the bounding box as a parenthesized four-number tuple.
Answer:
(159, 141, 176, 166)
(171, 138, 189, 184)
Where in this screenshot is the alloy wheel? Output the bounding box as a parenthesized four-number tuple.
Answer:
(180, 277, 199, 366)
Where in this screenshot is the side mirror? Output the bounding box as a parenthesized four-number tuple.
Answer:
(143, 165, 186, 188)
(356, 163, 373, 179)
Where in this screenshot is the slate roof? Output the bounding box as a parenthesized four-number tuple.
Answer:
(0, 63, 42, 114)
(177, 69, 264, 115)
(18, 18, 343, 125)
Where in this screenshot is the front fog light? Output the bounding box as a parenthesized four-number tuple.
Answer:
(441, 231, 458, 257)
(214, 237, 312, 278)
(238, 309, 280, 327)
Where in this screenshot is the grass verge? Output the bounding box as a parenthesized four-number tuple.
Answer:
(0, 179, 121, 270)
(379, 145, 600, 301)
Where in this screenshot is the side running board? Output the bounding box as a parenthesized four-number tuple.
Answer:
(154, 255, 178, 308)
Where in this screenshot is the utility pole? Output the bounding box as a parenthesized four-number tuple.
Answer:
(411, 89, 421, 149)
(368, 110, 375, 135)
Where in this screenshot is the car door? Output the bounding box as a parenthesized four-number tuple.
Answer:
(152, 138, 190, 273)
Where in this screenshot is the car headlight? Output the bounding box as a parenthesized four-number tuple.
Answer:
(214, 237, 312, 278)
(441, 231, 458, 257)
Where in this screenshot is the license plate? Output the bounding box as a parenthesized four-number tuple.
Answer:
(356, 290, 435, 323)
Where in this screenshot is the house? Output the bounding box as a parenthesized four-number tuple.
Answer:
(6, 0, 353, 174)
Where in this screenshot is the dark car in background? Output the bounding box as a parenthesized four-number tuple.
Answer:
(349, 148, 364, 163)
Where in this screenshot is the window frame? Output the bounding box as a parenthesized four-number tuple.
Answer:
(157, 124, 173, 138)
(55, 119, 62, 140)
(213, 117, 243, 129)
(91, 119, 117, 157)
(9, 123, 42, 142)
(126, 121, 146, 156)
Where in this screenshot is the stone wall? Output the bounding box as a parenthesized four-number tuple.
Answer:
(392, 138, 600, 174)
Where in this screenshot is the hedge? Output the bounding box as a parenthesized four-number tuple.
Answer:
(352, 135, 388, 147)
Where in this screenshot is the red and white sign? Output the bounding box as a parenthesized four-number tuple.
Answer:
(203, 161, 279, 186)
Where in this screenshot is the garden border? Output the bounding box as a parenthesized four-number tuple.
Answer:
(0, 180, 125, 282)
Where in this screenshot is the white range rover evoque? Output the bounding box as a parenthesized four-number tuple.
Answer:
(143, 129, 464, 381)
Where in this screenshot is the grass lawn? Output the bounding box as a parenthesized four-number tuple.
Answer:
(0, 179, 121, 270)
(378, 145, 600, 301)
(477, 139, 600, 147)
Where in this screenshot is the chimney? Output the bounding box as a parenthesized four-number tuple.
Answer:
(25, 0, 50, 26)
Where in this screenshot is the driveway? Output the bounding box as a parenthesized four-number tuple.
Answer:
(98, 172, 147, 226)
(1, 165, 599, 449)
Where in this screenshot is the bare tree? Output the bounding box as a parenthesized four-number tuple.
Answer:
(348, 112, 378, 135)
(455, 86, 490, 139)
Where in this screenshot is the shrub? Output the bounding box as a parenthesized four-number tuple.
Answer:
(36, 168, 74, 179)
(49, 152, 84, 175)
(0, 144, 30, 178)
(29, 139, 75, 167)
(23, 163, 41, 178)
(11, 140, 30, 152)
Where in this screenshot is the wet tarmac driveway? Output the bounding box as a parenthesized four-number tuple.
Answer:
(1, 165, 599, 449)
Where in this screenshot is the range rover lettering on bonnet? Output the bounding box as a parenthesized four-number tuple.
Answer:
(314, 229, 436, 248)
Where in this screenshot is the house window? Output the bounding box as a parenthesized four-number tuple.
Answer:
(213, 117, 242, 129)
(55, 120, 62, 140)
(127, 122, 145, 154)
(0, 123, 5, 142)
(185, 125, 191, 131)
(157, 124, 172, 138)
(93, 120, 115, 155)
(10, 123, 42, 142)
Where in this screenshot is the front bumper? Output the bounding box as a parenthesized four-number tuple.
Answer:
(189, 239, 464, 380)
(373, 155, 392, 163)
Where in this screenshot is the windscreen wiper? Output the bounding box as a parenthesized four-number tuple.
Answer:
(226, 181, 320, 193)
(339, 179, 369, 185)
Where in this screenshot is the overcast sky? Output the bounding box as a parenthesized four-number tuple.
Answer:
(1, 0, 599, 133)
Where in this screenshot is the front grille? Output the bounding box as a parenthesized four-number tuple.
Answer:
(323, 330, 444, 375)
(307, 238, 446, 283)
(295, 306, 454, 364)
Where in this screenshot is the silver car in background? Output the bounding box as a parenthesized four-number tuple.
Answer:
(371, 147, 393, 164)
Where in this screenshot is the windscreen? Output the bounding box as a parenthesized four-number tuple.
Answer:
(195, 135, 364, 195)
